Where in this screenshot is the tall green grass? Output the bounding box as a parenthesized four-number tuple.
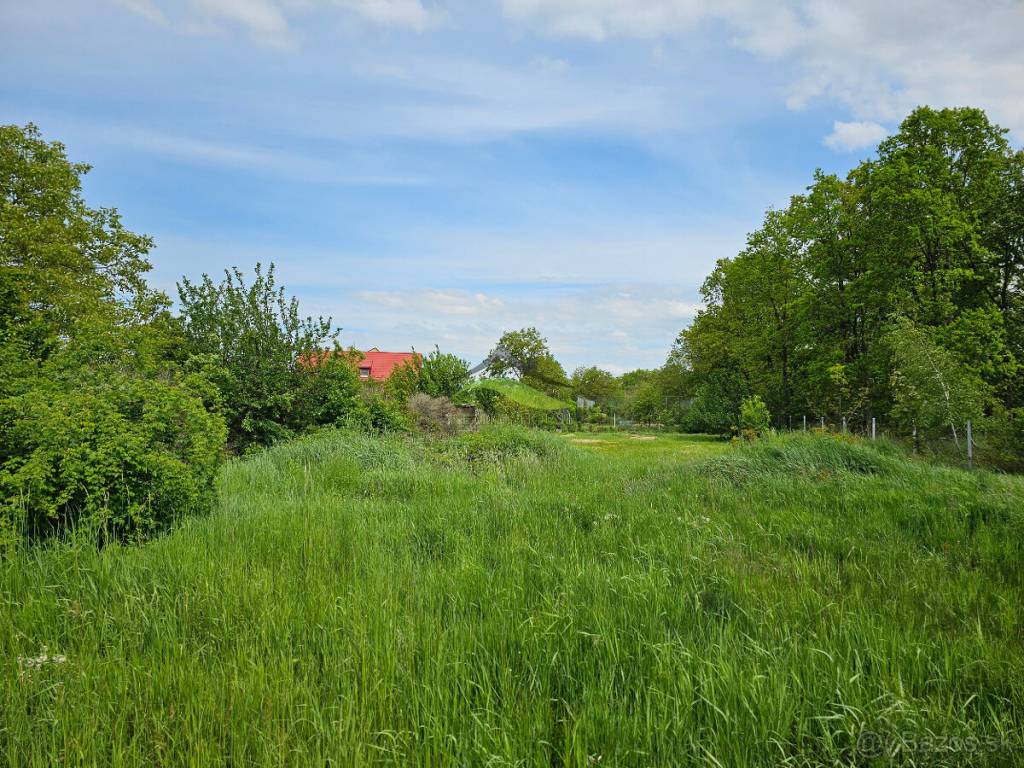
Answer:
(1, 428, 1022, 766)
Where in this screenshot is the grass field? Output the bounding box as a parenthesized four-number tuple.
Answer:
(2, 426, 1023, 766)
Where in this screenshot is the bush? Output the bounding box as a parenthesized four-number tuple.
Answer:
(177, 263, 347, 451)
(978, 407, 1024, 472)
(739, 395, 771, 440)
(349, 385, 412, 434)
(0, 367, 226, 545)
(419, 347, 470, 399)
(408, 393, 465, 435)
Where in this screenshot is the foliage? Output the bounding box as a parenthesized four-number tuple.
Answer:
(738, 394, 772, 440)
(570, 366, 621, 402)
(977, 406, 1024, 472)
(0, 123, 227, 546)
(487, 327, 569, 397)
(350, 383, 412, 434)
(0, 123, 155, 361)
(419, 346, 470, 399)
(626, 378, 662, 424)
(0, 362, 225, 546)
(678, 106, 1023, 464)
(385, 355, 423, 404)
(886, 316, 987, 449)
(582, 404, 609, 424)
(177, 263, 354, 451)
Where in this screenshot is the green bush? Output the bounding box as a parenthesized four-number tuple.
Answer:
(0, 367, 226, 545)
(739, 395, 771, 440)
(177, 263, 351, 451)
(349, 384, 412, 434)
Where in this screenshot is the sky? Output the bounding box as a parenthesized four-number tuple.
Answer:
(3, 1, 1023, 373)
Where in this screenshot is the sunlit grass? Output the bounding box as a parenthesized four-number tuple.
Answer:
(2, 427, 1022, 766)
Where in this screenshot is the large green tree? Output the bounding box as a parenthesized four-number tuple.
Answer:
(1, 124, 225, 545)
(680, 106, 1023, 440)
(488, 327, 569, 399)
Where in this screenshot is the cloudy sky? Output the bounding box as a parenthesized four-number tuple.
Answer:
(3, 1, 1023, 372)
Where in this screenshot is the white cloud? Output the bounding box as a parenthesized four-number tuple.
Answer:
(68, 123, 430, 185)
(345, 285, 701, 370)
(334, 0, 444, 31)
(113, 0, 168, 25)
(499, 0, 1024, 140)
(358, 289, 505, 316)
(823, 120, 887, 152)
(117, 0, 444, 45)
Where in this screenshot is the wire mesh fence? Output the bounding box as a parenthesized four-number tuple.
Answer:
(782, 414, 1023, 472)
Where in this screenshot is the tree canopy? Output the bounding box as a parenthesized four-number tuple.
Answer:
(678, 106, 1023, 439)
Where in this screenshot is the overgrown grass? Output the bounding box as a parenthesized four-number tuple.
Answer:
(2, 427, 1023, 766)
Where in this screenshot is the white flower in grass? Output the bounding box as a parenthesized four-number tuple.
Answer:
(17, 646, 67, 680)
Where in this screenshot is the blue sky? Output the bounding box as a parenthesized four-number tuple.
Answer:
(3, 1, 1023, 373)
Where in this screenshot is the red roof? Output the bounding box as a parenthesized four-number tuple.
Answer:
(356, 348, 421, 381)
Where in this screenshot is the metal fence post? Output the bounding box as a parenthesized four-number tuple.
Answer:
(820, 416, 825, 430)
(803, 415, 806, 432)
(842, 416, 847, 434)
(871, 417, 876, 441)
(967, 420, 973, 469)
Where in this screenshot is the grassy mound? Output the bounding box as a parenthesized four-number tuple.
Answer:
(465, 378, 568, 410)
(444, 423, 570, 463)
(701, 432, 902, 482)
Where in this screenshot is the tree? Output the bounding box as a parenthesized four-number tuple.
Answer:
(1, 124, 155, 361)
(677, 106, 1023, 458)
(0, 124, 226, 545)
(487, 327, 548, 378)
(886, 316, 987, 451)
(488, 327, 569, 398)
(177, 263, 353, 450)
(419, 347, 470, 399)
(570, 366, 621, 402)
(739, 395, 771, 440)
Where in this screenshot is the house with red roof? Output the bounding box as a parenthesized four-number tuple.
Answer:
(355, 348, 421, 381)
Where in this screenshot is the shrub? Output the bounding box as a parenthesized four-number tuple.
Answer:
(739, 395, 771, 440)
(349, 384, 412, 434)
(408, 393, 465, 435)
(0, 367, 226, 545)
(978, 407, 1024, 472)
(419, 347, 470, 399)
(177, 263, 345, 451)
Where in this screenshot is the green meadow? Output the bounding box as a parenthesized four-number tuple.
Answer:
(2, 427, 1023, 766)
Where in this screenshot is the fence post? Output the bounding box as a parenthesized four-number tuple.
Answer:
(871, 417, 876, 441)
(803, 415, 807, 432)
(912, 424, 918, 454)
(820, 416, 825, 431)
(967, 420, 973, 469)
(842, 416, 847, 434)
